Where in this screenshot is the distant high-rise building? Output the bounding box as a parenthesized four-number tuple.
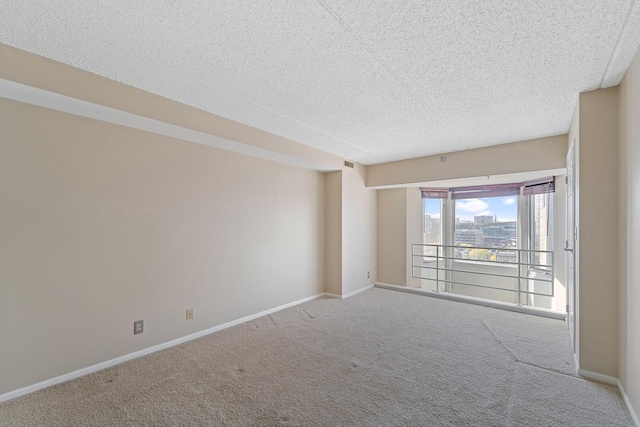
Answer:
(454, 229, 484, 246)
(474, 215, 494, 225)
(533, 194, 554, 267)
(480, 226, 509, 248)
(496, 221, 517, 239)
(456, 222, 474, 230)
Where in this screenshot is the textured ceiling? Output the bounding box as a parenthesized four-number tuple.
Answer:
(1, 1, 640, 164)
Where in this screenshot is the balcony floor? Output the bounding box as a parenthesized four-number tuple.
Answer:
(0, 287, 633, 426)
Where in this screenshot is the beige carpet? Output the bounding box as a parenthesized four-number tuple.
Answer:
(0, 288, 633, 426)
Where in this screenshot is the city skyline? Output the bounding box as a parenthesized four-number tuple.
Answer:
(424, 196, 517, 222)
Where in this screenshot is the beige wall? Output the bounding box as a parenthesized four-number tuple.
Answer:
(341, 164, 377, 295)
(0, 98, 326, 394)
(576, 87, 619, 377)
(0, 45, 383, 396)
(325, 171, 342, 295)
(406, 188, 423, 288)
(377, 189, 407, 286)
(619, 46, 640, 418)
(367, 135, 567, 187)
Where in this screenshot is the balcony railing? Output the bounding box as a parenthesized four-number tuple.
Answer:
(411, 244, 555, 307)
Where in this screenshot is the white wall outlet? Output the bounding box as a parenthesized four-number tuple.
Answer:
(134, 320, 144, 335)
(367, 271, 370, 279)
(186, 309, 194, 320)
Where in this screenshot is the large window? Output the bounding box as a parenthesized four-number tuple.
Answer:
(418, 178, 557, 310)
(530, 192, 554, 270)
(453, 196, 518, 262)
(423, 198, 443, 245)
(420, 178, 555, 264)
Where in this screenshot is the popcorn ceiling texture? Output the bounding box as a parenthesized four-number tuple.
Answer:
(1, 1, 639, 164)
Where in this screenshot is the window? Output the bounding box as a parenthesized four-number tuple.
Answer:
(453, 196, 518, 261)
(423, 198, 443, 245)
(530, 192, 554, 271)
(418, 178, 556, 309)
(421, 178, 555, 264)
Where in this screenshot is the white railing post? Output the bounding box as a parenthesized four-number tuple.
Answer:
(516, 249, 522, 306)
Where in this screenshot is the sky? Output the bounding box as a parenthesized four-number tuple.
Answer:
(424, 196, 517, 223)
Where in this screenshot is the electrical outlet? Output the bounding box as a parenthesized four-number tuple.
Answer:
(134, 320, 144, 335)
(186, 309, 194, 320)
(367, 271, 370, 279)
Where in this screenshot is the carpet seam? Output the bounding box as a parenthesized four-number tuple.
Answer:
(516, 359, 580, 380)
(482, 318, 579, 379)
(300, 308, 315, 319)
(480, 319, 519, 362)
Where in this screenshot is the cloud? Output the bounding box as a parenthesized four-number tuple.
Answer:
(502, 197, 516, 205)
(455, 199, 489, 213)
(429, 213, 441, 219)
(497, 217, 516, 222)
(476, 210, 493, 217)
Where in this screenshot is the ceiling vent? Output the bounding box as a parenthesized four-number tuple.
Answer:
(344, 160, 355, 168)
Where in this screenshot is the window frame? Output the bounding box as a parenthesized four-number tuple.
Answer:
(421, 189, 553, 273)
(527, 191, 554, 275)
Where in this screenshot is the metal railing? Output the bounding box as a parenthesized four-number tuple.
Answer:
(411, 244, 555, 305)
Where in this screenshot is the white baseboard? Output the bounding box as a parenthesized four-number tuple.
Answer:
(578, 369, 618, 385)
(578, 369, 639, 427)
(620, 382, 640, 427)
(323, 292, 342, 299)
(322, 284, 374, 300)
(341, 284, 374, 299)
(0, 292, 326, 404)
(374, 281, 404, 287)
(374, 283, 566, 320)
